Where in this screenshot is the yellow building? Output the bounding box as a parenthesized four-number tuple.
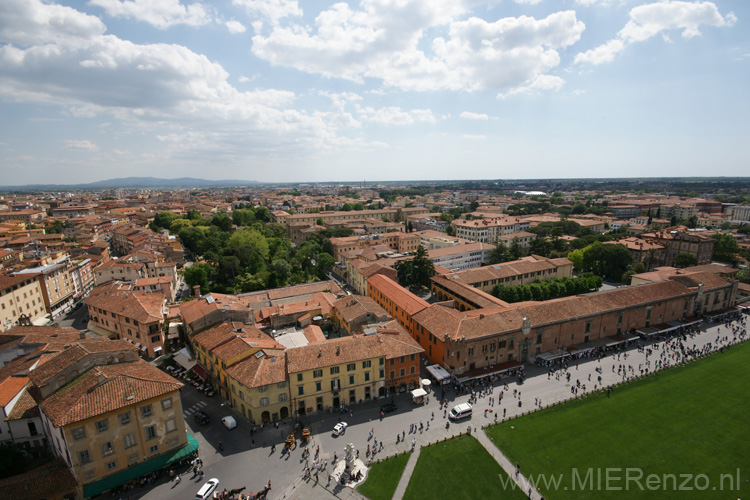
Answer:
(227, 351, 291, 424)
(30, 340, 194, 498)
(0, 274, 48, 330)
(191, 322, 283, 399)
(286, 335, 388, 415)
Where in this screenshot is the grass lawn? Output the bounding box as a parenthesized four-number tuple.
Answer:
(402, 434, 530, 500)
(485, 342, 750, 500)
(357, 452, 411, 500)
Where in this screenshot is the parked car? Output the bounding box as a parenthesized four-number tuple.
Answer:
(196, 478, 219, 500)
(332, 422, 348, 436)
(380, 403, 398, 414)
(221, 416, 237, 430)
(193, 411, 210, 425)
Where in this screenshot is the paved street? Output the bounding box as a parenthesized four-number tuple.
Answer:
(125, 312, 747, 500)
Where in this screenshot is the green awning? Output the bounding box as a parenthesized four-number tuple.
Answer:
(83, 433, 199, 498)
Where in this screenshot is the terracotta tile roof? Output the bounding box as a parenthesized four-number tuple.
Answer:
(39, 358, 182, 427)
(193, 322, 244, 351)
(226, 351, 287, 389)
(257, 292, 337, 320)
(0, 458, 77, 499)
(415, 280, 703, 341)
(431, 274, 509, 309)
(0, 376, 29, 406)
(0, 273, 40, 290)
(179, 293, 251, 326)
(6, 389, 39, 420)
(437, 256, 566, 285)
(85, 284, 164, 324)
(266, 281, 343, 300)
(367, 274, 429, 316)
(371, 320, 424, 358)
(28, 339, 137, 388)
(333, 295, 390, 323)
(303, 325, 327, 344)
(286, 334, 396, 373)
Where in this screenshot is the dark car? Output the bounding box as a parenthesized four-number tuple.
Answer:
(380, 403, 398, 414)
(194, 411, 210, 425)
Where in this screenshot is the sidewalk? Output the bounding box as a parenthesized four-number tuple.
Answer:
(390, 448, 421, 500)
(474, 430, 543, 500)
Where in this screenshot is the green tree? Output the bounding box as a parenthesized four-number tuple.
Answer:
(509, 240, 524, 260)
(210, 213, 232, 232)
(675, 253, 698, 268)
(169, 218, 193, 233)
(270, 259, 292, 286)
(712, 233, 740, 263)
(184, 264, 209, 294)
(151, 211, 178, 231)
(488, 242, 512, 264)
(395, 245, 435, 290)
(254, 206, 271, 223)
(316, 252, 335, 280)
(737, 268, 750, 284)
(232, 209, 256, 226)
(228, 229, 269, 273)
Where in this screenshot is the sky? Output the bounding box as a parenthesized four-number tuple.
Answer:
(0, 0, 748, 186)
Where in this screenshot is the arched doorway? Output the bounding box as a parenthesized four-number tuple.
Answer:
(280, 406, 289, 419)
(378, 386, 385, 397)
(261, 411, 270, 423)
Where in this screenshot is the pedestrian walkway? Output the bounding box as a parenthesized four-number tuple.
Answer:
(390, 447, 421, 500)
(474, 430, 543, 500)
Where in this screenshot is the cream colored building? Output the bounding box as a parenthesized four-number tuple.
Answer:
(0, 274, 48, 330)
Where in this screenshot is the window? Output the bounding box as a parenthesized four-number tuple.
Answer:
(585, 321, 591, 333)
(536, 332, 543, 345)
(298, 386, 304, 396)
(313, 369, 323, 378)
(106, 460, 118, 471)
(149, 445, 158, 454)
(278, 393, 288, 402)
(123, 433, 137, 449)
(498, 340, 507, 349)
(347, 363, 356, 371)
(482, 345, 488, 353)
(161, 398, 172, 411)
(166, 418, 177, 433)
(380, 357, 385, 365)
(101, 441, 114, 456)
(96, 419, 108, 433)
(260, 397, 270, 407)
(258, 385, 268, 393)
(151, 335, 160, 343)
(508, 339, 514, 349)
(490, 343, 496, 352)
(390, 370, 395, 379)
(468, 347, 474, 356)
(349, 375, 355, 385)
(141, 404, 153, 417)
(315, 381, 322, 392)
(330, 366, 340, 375)
(364, 372, 370, 381)
(362, 360, 371, 368)
(145, 425, 157, 440)
(400, 368, 405, 376)
(297, 373, 303, 382)
(380, 369, 384, 378)
(72, 426, 86, 440)
(78, 450, 92, 465)
(277, 381, 287, 389)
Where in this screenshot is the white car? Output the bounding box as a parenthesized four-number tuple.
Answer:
(221, 416, 237, 430)
(332, 422, 348, 436)
(196, 478, 219, 500)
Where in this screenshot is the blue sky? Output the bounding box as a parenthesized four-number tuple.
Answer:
(0, 0, 748, 185)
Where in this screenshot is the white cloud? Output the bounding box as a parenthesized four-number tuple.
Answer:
(462, 134, 486, 140)
(576, 1, 736, 65)
(89, 0, 212, 29)
(64, 139, 99, 151)
(574, 39, 624, 64)
(251, 2, 584, 94)
(225, 19, 246, 34)
(498, 74, 565, 98)
(356, 106, 435, 126)
(514, 0, 543, 4)
(232, 0, 301, 24)
(0, 0, 390, 167)
(459, 111, 489, 120)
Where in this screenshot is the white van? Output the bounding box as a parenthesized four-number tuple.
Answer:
(196, 478, 219, 499)
(449, 402, 472, 420)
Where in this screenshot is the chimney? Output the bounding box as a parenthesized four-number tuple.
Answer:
(97, 374, 105, 384)
(193, 285, 201, 297)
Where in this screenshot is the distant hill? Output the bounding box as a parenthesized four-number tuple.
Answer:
(0, 177, 260, 191)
